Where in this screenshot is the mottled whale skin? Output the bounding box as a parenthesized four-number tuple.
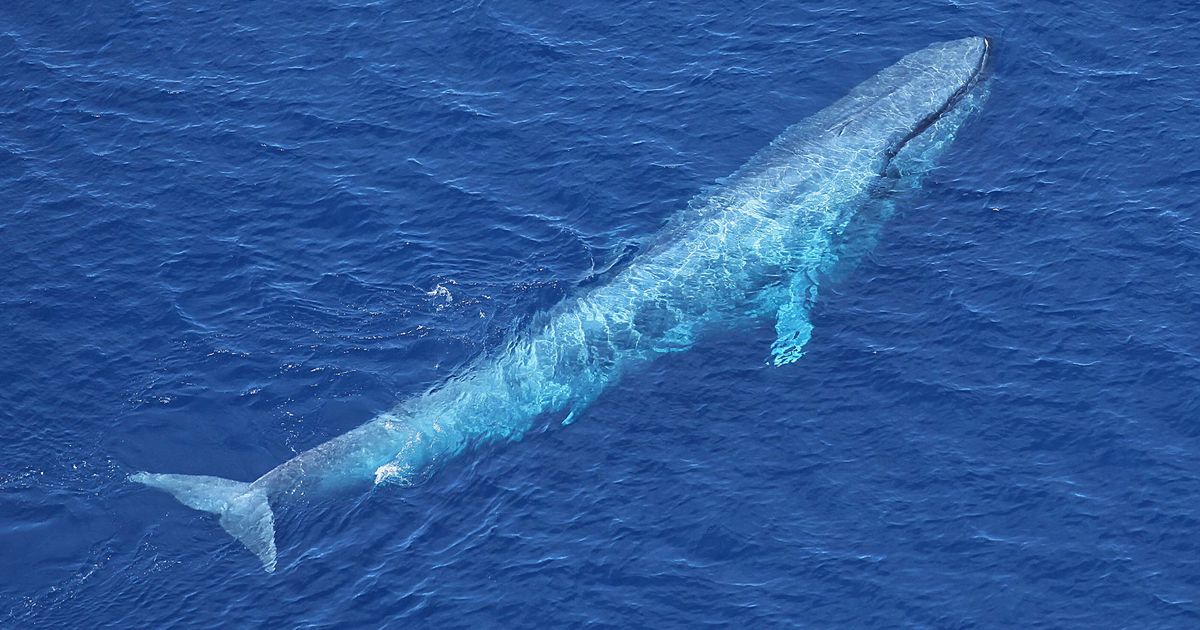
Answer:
(132, 37, 991, 572)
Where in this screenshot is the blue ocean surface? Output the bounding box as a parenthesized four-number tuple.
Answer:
(2, 0, 1198, 626)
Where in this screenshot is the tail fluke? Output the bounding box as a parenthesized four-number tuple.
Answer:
(130, 472, 278, 572)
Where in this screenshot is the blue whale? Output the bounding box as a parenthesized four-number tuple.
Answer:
(132, 37, 991, 572)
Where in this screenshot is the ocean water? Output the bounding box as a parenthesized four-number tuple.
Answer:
(2, 0, 1198, 626)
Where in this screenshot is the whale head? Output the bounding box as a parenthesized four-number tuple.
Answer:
(886, 36, 991, 155)
(829, 36, 991, 159)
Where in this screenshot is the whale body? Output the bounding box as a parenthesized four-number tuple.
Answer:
(132, 37, 991, 572)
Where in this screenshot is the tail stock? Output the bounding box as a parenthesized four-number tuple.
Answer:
(130, 472, 277, 572)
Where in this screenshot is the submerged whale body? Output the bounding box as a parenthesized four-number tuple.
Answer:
(132, 37, 991, 572)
